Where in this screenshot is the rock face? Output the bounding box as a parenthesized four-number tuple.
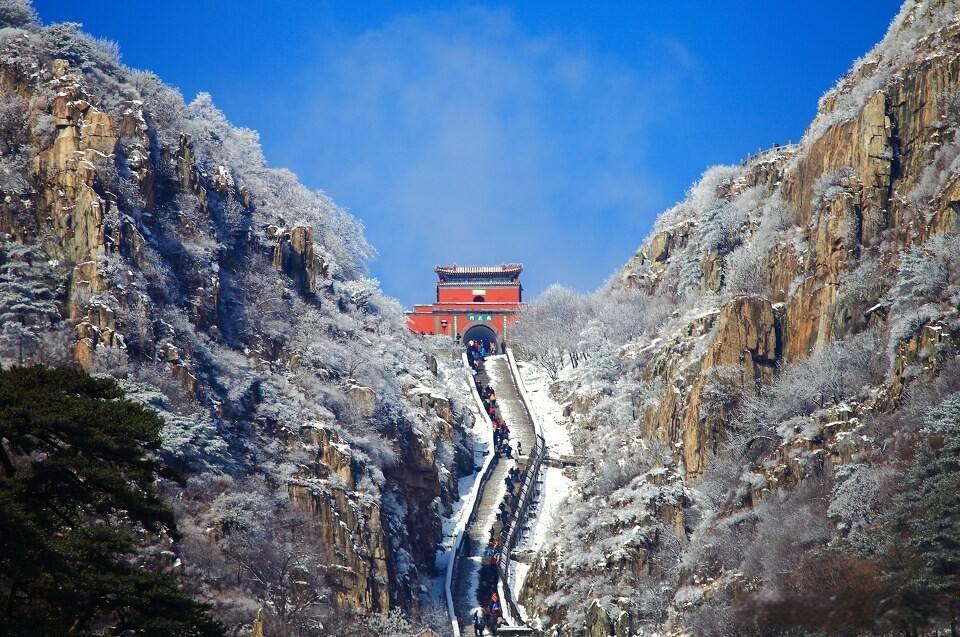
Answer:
(523, 4, 960, 634)
(32, 64, 113, 266)
(609, 5, 960, 484)
(268, 224, 327, 296)
(781, 90, 894, 241)
(287, 483, 391, 612)
(347, 382, 378, 419)
(620, 221, 694, 292)
(682, 295, 780, 475)
(301, 425, 356, 487)
(73, 302, 125, 369)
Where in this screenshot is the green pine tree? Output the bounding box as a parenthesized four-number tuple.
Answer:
(0, 365, 224, 637)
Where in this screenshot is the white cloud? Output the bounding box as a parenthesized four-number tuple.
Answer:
(272, 7, 691, 303)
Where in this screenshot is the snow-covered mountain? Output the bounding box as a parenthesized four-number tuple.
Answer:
(0, 4, 474, 634)
(514, 2, 960, 634)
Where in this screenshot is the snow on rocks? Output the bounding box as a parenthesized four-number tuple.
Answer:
(429, 356, 490, 605)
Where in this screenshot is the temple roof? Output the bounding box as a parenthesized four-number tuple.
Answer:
(435, 264, 523, 278)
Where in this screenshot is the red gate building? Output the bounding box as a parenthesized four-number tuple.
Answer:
(406, 264, 524, 348)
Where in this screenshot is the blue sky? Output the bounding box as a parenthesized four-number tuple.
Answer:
(34, 0, 904, 306)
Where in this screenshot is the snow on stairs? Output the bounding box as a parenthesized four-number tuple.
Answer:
(485, 356, 537, 458)
(449, 355, 539, 635)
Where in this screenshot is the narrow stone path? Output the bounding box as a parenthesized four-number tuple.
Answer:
(485, 356, 536, 459)
(451, 355, 537, 633)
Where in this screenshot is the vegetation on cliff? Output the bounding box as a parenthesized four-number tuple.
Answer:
(513, 1, 960, 635)
(0, 366, 224, 637)
(0, 0, 472, 634)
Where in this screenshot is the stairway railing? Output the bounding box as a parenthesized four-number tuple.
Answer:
(495, 349, 547, 624)
(496, 433, 545, 622)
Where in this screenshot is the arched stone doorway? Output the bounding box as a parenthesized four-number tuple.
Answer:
(462, 323, 498, 353)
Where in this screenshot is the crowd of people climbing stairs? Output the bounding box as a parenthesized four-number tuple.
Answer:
(465, 339, 528, 635)
(469, 340, 516, 460)
(466, 338, 493, 371)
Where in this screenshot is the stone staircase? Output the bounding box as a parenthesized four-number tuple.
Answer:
(449, 355, 539, 636)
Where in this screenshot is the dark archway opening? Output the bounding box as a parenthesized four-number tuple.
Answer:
(473, 295, 485, 302)
(462, 324, 498, 353)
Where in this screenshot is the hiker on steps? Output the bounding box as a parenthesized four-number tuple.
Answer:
(472, 608, 485, 636)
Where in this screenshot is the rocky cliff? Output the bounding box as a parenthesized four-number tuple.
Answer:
(0, 10, 470, 634)
(517, 2, 960, 635)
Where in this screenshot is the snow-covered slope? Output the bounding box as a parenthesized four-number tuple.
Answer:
(0, 5, 472, 634)
(515, 2, 960, 635)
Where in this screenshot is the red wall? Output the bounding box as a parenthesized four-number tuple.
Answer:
(407, 312, 436, 334)
(406, 307, 520, 339)
(438, 286, 521, 303)
(408, 281, 522, 339)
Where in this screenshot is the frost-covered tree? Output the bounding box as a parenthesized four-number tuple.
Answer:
(0, 0, 36, 29)
(0, 94, 34, 193)
(702, 185, 763, 256)
(883, 395, 960, 634)
(0, 241, 67, 366)
(220, 507, 335, 635)
(590, 288, 672, 346)
(121, 381, 230, 472)
(577, 318, 620, 385)
(885, 233, 960, 361)
(723, 196, 793, 296)
(0, 95, 29, 156)
(812, 167, 858, 214)
(40, 22, 122, 76)
(655, 164, 743, 299)
(828, 463, 890, 554)
(699, 365, 747, 422)
(513, 284, 587, 378)
(740, 329, 886, 430)
(893, 242, 950, 305)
